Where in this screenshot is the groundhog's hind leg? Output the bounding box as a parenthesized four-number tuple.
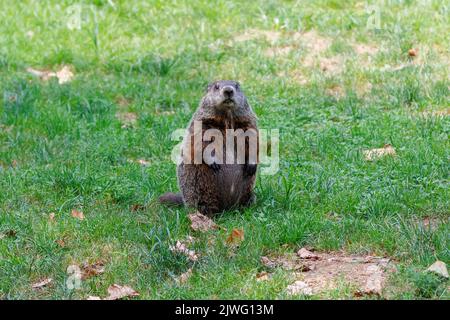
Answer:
(180, 164, 221, 215)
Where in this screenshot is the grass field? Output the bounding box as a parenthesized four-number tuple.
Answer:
(0, 0, 449, 299)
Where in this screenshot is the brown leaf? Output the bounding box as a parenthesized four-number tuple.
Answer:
(130, 204, 145, 212)
(256, 271, 270, 282)
(363, 144, 396, 161)
(297, 248, 320, 260)
(226, 228, 244, 245)
(71, 209, 84, 220)
(188, 212, 218, 232)
(32, 277, 53, 289)
(176, 268, 193, 284)
(81, 261, 106, 280)
(56, 239, 66, 247)
(260, 256, 277, 268)
(106, 284, 139, 300)
(170, 240, 199, 261)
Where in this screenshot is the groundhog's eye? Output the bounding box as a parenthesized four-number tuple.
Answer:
(214, 83, 220, 90)
(235, 83, 240, 90)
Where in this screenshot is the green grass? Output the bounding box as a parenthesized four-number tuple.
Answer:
(0, 0, 449, 299)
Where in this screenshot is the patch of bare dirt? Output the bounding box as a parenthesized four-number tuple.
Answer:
(262, 249, 395, 297)
(326, 85, 345, 99)
(293, 30, 332, 56)
(355, 81, 373, 98)
(116, 112, 137, 128)
(264, 46, 292, 57)
(353, 43, 380, 56)
(293, 30, 345, 75)
(319, 56, 344, 74)
(233, 29, 280, 44)
(278, 70, 309, 85)
(116, 96, 131, 108)
(294, 31, 346, 76)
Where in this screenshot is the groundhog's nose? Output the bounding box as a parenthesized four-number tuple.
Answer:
(222, 86, 235, 98)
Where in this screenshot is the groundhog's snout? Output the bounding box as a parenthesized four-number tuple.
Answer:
(221, 85, 235, 99)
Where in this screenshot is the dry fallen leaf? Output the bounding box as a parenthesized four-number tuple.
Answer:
(137, 159, 150, 166)
(55, 65, 74, 84)
(226, 228, 245, 245)
(71, 209, 84, 220)
(256, 271, 270, 282)
(286, 280, 313, 296)
(170, 240, 199, 261)
(81, 261, 106, 280)
(176, 268, 193, 284)
(56, 239, 66, 247)
(49, 212, 56, 222)
(87, 296, 102, 300)
(363, 144, 396, 161)
(105, 284, 139, 300)
(32, 277, 53, 289)
(26, 65, 74, 84)
(260, 256, 277, 268)
(130, 204, 145, 212)
(188, 212, 218, 232)
(426, 261, 449, 278)
(297, 248, 320, 260)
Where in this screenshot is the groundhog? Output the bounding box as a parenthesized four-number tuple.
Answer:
(160, 80, 258, 215)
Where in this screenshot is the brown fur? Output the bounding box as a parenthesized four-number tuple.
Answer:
(160, 80, 258, 215)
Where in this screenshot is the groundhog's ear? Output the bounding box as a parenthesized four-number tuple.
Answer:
(206, 82, 215, 92)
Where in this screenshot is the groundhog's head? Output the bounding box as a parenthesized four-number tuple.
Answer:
(200, 80, 250, 116)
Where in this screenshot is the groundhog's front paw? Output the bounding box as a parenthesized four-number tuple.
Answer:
(208, 162, 221, 172)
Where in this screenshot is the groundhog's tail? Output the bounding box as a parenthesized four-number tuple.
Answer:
(159, 192, 184, 206)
